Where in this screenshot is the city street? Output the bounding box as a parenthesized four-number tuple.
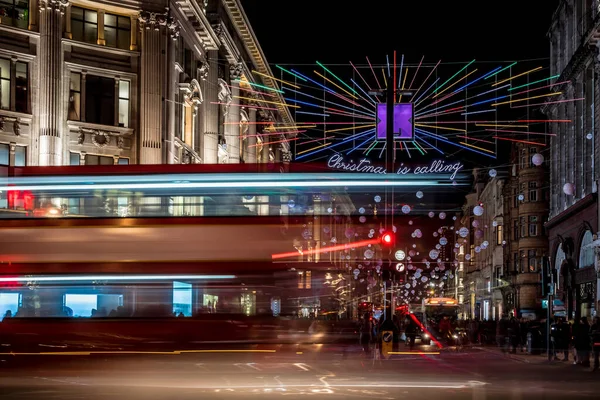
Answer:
(0, 347, 598, 399)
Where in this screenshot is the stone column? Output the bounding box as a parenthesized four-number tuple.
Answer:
(247, 108, 257, 163)
(138, 11, 166, 164)
(225, 62, 243, 163)
(38, 0, 68, 166)
(165, 37, 177, 164)
(260, 125, 270, 164)
(97, 10, 105, 45)
(201, 55, 218, 164)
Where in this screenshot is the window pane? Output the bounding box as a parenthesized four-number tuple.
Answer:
(99, 156, 114, 165)
(0, 79, 10, 109)
(69, 152, 80, 165)
(71, 6, 83, 20)
(117, 31, 130, 50)
(118, 16, 130, 29)
(69, 92, 80, 120)
(0, 58, 10, 79)
(104, 13, 117, 27)
(86, 75, 115, 125)
(118, 157, 129, 165)
(71, 20, 83, 41)
(15, 61, 26, 77)
(15, 62, 27, 113)
(118, 98, 129, 127)
(70, 72, 81, 92)
(118, 80, 129, 99)
(104, 26, 116, 47)
(0, 143, 8, 165)
(84, 23, 97, 44)
(84, 10, 97, 23)
(85, 155, 98, 165)
(14, 146, 26, 166)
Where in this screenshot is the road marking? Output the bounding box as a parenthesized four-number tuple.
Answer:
(8, 349, 277, 356)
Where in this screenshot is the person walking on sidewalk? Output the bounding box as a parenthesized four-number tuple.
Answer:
(574, 317, 591, 367)
(497, 314, 509, 352)
(359, 313, 372, 356)
(590, 317, 600, 371)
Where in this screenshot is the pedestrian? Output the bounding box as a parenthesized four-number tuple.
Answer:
(574, 317, 591, 367)
(359, 313, 372, 355)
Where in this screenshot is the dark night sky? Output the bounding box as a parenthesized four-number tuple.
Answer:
(241, 1, 559, 65)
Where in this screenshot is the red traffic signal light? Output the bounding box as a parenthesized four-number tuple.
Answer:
(380, 231, 394, 246)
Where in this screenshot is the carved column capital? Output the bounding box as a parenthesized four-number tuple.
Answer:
(138, 11, 179, 38)
(39, 0, 69, 13)
(198, 62, 209, 81)
(229, 62, 244, 81)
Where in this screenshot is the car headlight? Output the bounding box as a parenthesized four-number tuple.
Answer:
(452, 334, 458, 339)
(422, 333, 429, 339)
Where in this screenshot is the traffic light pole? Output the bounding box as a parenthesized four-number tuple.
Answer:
(386, 78, 395, 174)
(547, 259, 554, 361)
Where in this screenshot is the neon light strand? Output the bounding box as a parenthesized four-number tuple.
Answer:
(458, 141, 495, 154)
(415, 123, 466, 133)
(295, 128, 375, 160)
(295, 111, 330, 117)
(350, 61, 372, 91)
(316, 61, 358, 95)
(325, 124, 376, 133)
(223, 83, 276, 97)
(492, 136, 547, 146)
(460, 109, 496, 116)
(414, 78, 440, 105)
(415, 129, 496, 158)
(297, 136, 334, 146)
(272, 238, 379, 260)
(484, 61, 517, 80)
(413, 60, 441, 100)
(492, 66, 542, 86)
(347, 134, 376, 154)
(492, 92, 562, 106)
(415, 135, 444, 155)
(456, 135, 495, 144)
(275, 65, 307, 81)
(399, 67, 408, 102)
(211, 102, 278, 111)
(408, 55, 424, 90)
(252, 70, 300, 89)
(485, 129, 555, 136)
(248, 137, 298, 148)
(508, 75, 561, 91)
(510, 97, 584, 108)
(393, 51, 397, 96)
(386, 54, 391, 77)
(234, 80, 283, 94)
(297, 142, 331, 155)
(350, 78, 378, 104)
(432, 59, 476, 94)
(246, 130, 307, 138)
(381, 69, 387, 86)
(510, 81, 570, 96)
(366, 56, 382, 89)
(314, 70, 358, 100)
(433, 69, 478, 98)
(290, 68, 336, 95)
(234, 95, 300, 108)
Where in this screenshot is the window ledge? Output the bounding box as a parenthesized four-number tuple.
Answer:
(63, 38, 140, 57)
(67, 120, 134, 136)
(0, 109, 32, 122)
(0, 24, 38, 38)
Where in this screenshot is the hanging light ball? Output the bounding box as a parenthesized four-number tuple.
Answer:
(428, 212, 435, 218)
(416, 191, 424, 199)
(563, 183, 575, 196)
(402, 205, 412, 214)
(532, 153, 544, 166)
(489, 169, 497, 178)
(473, 205, 484, 216)
(439, 212, 446, 220)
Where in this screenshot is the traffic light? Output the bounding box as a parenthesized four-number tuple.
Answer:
(380, 231, 395, 246)
(541, 257, 554, 297)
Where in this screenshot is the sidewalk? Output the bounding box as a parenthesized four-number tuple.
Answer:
(474, 345, 580, 366)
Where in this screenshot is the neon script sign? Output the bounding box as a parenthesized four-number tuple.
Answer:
(327, 155, 464, 181)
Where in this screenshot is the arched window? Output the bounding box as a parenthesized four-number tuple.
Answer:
(554, 245, 566, 290)
(578, 230, 594, 268)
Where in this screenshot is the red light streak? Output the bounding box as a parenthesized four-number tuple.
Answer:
(408, 313, 443, 349)
(456, 135, 495, 144)
(492, 136, 547, 146)
(411, 120, 571, 124)
(248, 137, 298, 148)
(244, 130, 306, 138)
(211, 102, 278, 111)
(511, 80, 570, 96)
(272, 238, 379, 260)
(297, 136, 334, 145)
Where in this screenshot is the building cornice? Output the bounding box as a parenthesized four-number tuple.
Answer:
(173, 0, 220, 51)
(545, 192, 597, 230)
(220, 0, 294, 127)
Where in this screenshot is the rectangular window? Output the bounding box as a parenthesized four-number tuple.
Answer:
(85, 75, 115, 126)
(14, 145, 26, 166)
(513, 219, 519, 240)
(15, 61, 27, 113)
(298, 272, 304, 289)
(0, 0, 29, 29)
(85, 154, 113, 165)
(513, 188, 518, 208)
(305, 271, 311, 289)
(69, 72, 81, 120)
(71, 7, 98, 45)
(69, 152, 80, 165)
(0, 57, 10, 109)
(529, 181, 538, 202)
(528, 250, 538, 272)
(528, 147, 538, 167)
(183, 105, 193, 147)
(0, 143, 8, 165)
(520, 250, 526, 273)
(496, 225, 503, 246)
(118, 80, 129, 127)
(513, 252, 519, 272)
(529, 216, 538, 236)
(520, 216, 527, 238)
(519, 148, 527, 169)
(117, 157, 129, 165)
(104, 13, 131, 50)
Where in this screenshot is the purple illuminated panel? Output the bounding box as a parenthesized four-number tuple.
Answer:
(376, 103, 414, 140)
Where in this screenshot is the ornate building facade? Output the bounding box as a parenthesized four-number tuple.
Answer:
(0, 0, 294, 167)
(503, 143, 549, 319)
(545, 0, 599, 320)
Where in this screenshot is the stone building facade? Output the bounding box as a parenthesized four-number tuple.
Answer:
(0, 0, 294, 167)
(544, 0, 599, 320)
(503, 143, 549, 319)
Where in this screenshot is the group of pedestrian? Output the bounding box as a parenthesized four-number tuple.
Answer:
(551, 316, 600, 370)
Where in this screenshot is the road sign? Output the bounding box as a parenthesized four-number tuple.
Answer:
(381, 330, 393, 359)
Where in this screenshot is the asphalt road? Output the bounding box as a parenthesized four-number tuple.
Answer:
(0, 347, 598, 399)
